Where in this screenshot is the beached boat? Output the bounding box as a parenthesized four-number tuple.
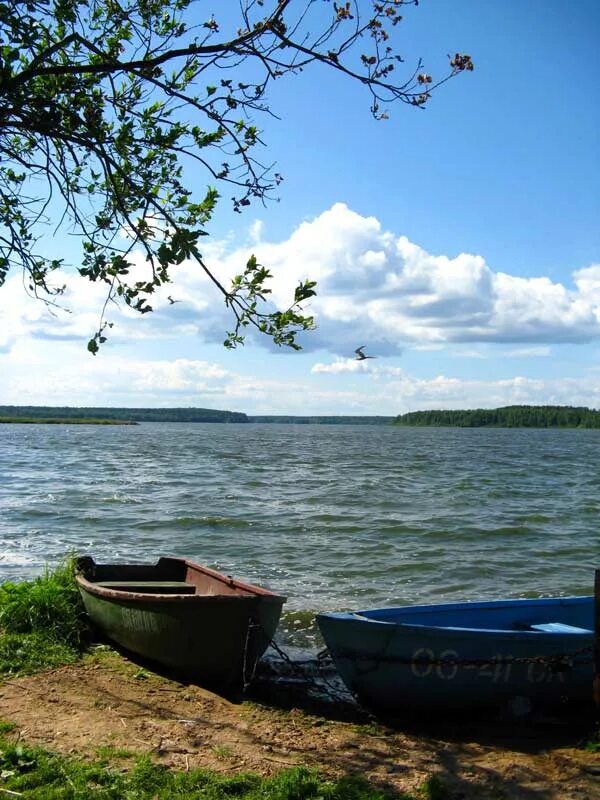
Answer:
(317, 596, 594, 714)
(76, 555, 285, 690)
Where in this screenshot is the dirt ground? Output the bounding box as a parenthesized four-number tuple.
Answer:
(0, 649, 598, 799)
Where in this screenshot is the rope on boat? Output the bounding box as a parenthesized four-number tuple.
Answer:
(241, 618, 262, 691)
(254, 628, 354, 704)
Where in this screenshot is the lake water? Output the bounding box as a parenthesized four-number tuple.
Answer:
(1, 423, 598, 645)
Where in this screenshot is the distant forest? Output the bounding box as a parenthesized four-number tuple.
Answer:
(394, 405, 600, 428)
(248, 416, 394, 425)
(0, 407, 394, 425)
(0, 406, 248, 423)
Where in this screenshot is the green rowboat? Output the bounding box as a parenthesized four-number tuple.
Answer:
(76, 555, 286, 690)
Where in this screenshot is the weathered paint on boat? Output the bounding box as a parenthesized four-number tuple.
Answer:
(317, 596, 594, 713)
(76, 556, 285, 689)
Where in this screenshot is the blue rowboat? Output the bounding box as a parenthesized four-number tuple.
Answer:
(317, 596, 594, 714)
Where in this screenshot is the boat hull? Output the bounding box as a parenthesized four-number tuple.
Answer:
(317, 596, 594, 714)
(76, 556, 285, 689)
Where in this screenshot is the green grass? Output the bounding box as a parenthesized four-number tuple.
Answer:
(418, 775, 452, 800)
(0, 721, 16, 734)
(94, 744, 137, 763)
(0, 737, 419, 799)
(584, 726, 600, 753)
(0, 558, 88, 675)
(211, 745, 235, 760)
(0, 631, 81, 675)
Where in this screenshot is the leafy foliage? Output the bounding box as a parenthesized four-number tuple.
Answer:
(0, 0, 472, 351)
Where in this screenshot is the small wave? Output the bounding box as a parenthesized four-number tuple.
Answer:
(133, 516, 253, 530)
(101, 494, 143, 505)
(278, 610, 320, 649)
(11, 507, 56, 518)
(177, 516, 252, 528)
(0, 551, 37, 566)
(491, 525, 534, 536)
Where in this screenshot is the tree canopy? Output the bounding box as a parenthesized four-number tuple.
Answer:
(394, 406, 600, 428)
(0, 0, 473, 353)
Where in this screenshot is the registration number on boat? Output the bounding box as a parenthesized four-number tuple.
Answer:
(409, 648, 566, 683)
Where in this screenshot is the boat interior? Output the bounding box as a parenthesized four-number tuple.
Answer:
(76, 556, 257, 596)
(356, 596, 593, 633)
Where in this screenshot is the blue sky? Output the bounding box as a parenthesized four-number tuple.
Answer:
(1, 0, 599, 414)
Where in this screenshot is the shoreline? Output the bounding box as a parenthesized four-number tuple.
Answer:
(1, 649, 598, 799)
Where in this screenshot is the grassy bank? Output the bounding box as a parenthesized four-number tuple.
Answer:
(0, 732, 447, 799)
(0, 559, 88, 675)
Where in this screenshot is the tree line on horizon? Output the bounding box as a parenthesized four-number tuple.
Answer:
(394, 405, 600, 428)
(0, 406, 247, 423)
(0, 407, 395, 425)
(9, 405, 599, 428)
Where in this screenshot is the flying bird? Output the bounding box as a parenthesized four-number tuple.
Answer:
(167, 296, 181, 305)
(355, 346, 376, 361)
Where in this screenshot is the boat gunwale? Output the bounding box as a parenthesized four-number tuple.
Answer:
(75, 556, 286, 605)
(316, 595, 593, 638)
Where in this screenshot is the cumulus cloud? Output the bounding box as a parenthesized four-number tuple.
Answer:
(573, 265, 600, 300)
(312, 359, 404, 376)
(312, 358, 374, 375)
(0, 346, 233, 405)
(2, 204, 600, 356)
(286, 205, 600, 351)
(178, 203, 600, 354)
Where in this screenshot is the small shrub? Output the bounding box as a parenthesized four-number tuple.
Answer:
(0, 557, 88, 674)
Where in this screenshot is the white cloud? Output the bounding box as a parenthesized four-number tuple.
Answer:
(180, 203, 600, 354)
(312, 358, 373, 374)
(3, 203, 600, 356)
(449, 348, 487, 359)
(311, 359, 405, 377)
(248, 219, 264, 244)
(1, 330, 599, 414)
(505, 346, 551, 358)
(376, 373, 600, 414)
(413, 343, 445, 352)
(573, 264, 600, 303)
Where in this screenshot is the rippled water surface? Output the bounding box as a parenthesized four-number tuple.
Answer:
(1, 423, 598, 620)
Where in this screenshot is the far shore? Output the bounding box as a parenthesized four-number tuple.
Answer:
(0, 417, 137, 425)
